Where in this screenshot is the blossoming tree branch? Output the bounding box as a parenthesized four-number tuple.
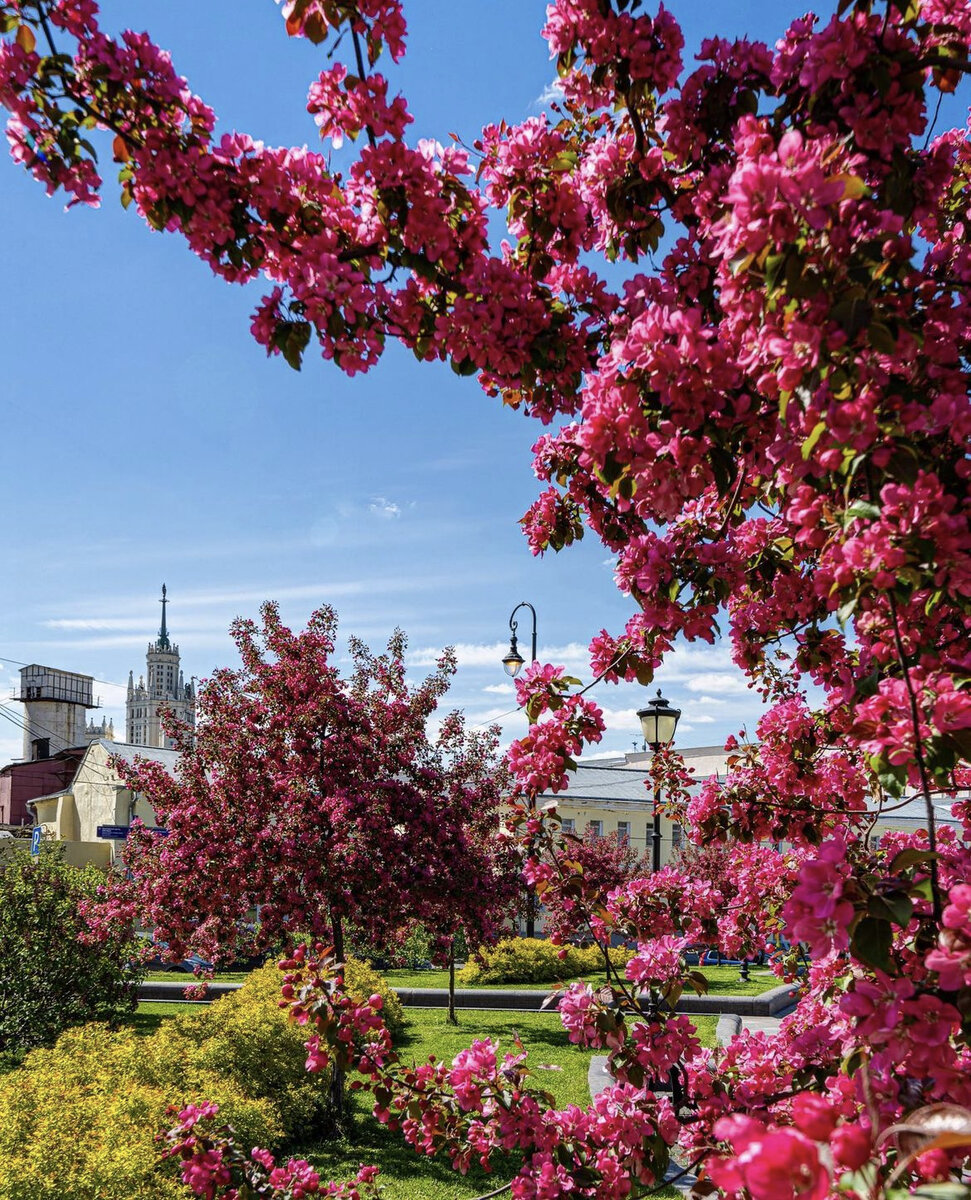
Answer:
(4, 0, 971, 1195)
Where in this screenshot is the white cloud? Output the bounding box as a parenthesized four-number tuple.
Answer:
(483, 683, 516, 695)
(408, 640, 591, 670)
(684, 673, 753, 696)
(535, 80, 565, 107)
(368, 496, 401, 520)
(694, 695, 728, 706)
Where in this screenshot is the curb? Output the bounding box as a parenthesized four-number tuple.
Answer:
(716, 1013, 743, 1044)
(137, 981, 799, 1013)
(138, 980, 242, 1002)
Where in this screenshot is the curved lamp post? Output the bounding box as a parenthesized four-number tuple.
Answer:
(502, 602, 537, 678)
(502, 602, 538, 936)
(637, 689, 681, 873)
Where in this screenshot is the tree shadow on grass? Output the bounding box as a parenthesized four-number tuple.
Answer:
(304, 1093, 524, 1200)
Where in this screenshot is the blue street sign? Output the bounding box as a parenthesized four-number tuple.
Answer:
(30, 826, 42, 856)
(96, 825, 130, 840)
(96, 825, 169, 840)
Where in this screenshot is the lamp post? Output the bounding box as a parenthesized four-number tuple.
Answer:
(502, 602, 537, 678)
(637, 689, 681, 873)
(502, 602, 538, 937)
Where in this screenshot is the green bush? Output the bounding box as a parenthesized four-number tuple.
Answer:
(0, 954, 404, 1198)
(457, 937, 632, 985)
(0, 846, 140, 1063)
(0, 1023, 279, 1199)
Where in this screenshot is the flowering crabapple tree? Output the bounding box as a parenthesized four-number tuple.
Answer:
(5, 0, 971, 1195)
(103, 603, 511, 976)
(539, 823, 652, 946)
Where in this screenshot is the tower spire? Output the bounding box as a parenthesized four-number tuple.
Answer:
(157, 583, 170, 649)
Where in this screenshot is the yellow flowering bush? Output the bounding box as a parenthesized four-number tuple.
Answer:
(0, 1025, 278, 1200)
(457, 937, 632, 985)
(0, 956, 402, 1198)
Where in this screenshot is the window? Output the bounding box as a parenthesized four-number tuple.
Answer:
(561, 818, 575, 834)
(671, 822, 683, 852)
(31, 737, 50, 760)
(617, 821, 630, 843)
(587, 820, 603, 838)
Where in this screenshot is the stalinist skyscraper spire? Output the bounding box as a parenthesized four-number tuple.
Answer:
(125, 584, 196, 748)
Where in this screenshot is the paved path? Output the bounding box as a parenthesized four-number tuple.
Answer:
(590, 1007, 796, 1194)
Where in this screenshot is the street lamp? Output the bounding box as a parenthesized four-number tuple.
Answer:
(502, 602, 537, 678)
(637, 689, 681, 873)
(503, 602, 539, 937)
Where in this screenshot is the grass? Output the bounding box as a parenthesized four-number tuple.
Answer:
(126, 1002, 713, 1199)
(385, 963, 782, 998)
(301, 1009, 705, 1200)
(144, 969, 251, 983)
(146, 962, 787, 999)
(127, 999, 204, 1035)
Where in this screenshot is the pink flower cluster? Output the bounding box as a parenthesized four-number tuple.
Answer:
(307, 65, 410, 148)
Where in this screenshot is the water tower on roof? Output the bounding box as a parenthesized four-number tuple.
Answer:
(14, 665, 99, 760)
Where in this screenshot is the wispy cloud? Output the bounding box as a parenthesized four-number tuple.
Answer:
(408, 641, 591, 670)
(535, 79, 565, 107)
(368, 496, 401, 520)
(684, 673, 753, 696)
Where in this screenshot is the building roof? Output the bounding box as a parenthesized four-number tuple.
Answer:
(0, 745, 86, 777)
(95, 739, 181, 777)
(27, 787, 73, 809)
(542, 747, 966, 827)
(539, 747, 727, 807)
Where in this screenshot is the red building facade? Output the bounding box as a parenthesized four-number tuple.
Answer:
(0, 748, 85, 826)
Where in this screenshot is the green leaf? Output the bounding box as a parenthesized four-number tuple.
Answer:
(836, 596, 858, 628)
(867, 892, 913, 929)
(851, 916, 894, 974)
(449, 357, 478, 377)
(765, 252, 786, 292)
(845, 500, 881, 522)
(274, 320, 311, 372)
(801, 420, 827, 461)
(914, 1184, 971, 1200)
(943, 727, 971, 762)
(867, 320, 896, 354)
(890, 848, 938, 874)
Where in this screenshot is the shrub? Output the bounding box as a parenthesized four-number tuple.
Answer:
(0, 1024, 280, 1200)
(160, 961, 332, 1140)
(457, 937, 632, 985)
(0, 954, 404, 1198)
(0, 846, 140, 1062)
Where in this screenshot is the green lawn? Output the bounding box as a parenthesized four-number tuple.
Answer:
(143, 969, 252, 983)
(127, 999, 204, 1035)
(127, 1002, 713, 1199)
(384, 963, 782, 998)
(146, 962, 786, 999)
(301, 1009, 704, 1200)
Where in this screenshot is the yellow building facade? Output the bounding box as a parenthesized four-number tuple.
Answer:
(29, 738, 177, 867)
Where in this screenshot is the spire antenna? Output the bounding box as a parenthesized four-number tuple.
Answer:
(158, 583, 170, 649)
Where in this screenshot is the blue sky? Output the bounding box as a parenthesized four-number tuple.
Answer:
(0, 2, 962, 765)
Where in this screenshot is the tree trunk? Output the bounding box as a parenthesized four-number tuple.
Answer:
(447, 938, 457, 1025)
(329, 911, 347, 1128)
